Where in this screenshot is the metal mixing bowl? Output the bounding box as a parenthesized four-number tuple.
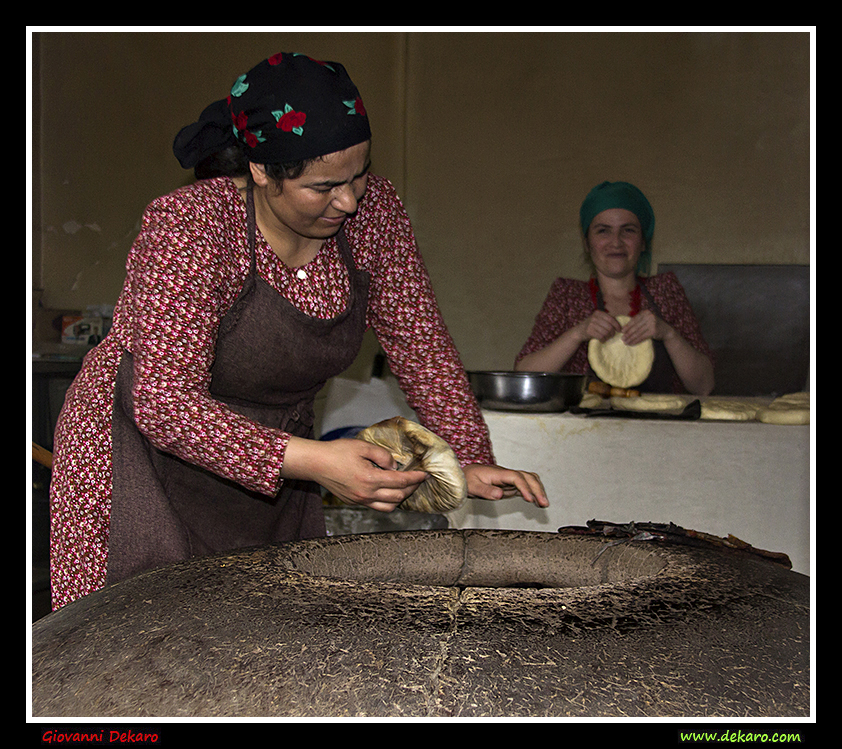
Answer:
(467, 371, 586, 412)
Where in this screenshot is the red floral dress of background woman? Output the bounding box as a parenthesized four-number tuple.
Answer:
(49, 174, 494, 610)
(515, 274, 713, 392)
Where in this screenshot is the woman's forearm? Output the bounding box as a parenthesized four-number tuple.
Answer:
(515, 326, 585, 372)
(662, 328, 715, 396)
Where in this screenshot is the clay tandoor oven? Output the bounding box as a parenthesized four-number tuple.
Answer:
(31, 529, 809, 717)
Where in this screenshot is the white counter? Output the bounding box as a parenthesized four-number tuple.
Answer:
(449, 405, 813, 575)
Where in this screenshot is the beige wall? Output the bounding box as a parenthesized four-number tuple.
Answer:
(32, 30, 811, 371)
(32, 31, 408, 316)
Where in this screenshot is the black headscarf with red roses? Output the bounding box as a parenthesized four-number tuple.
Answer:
(173, 52, 371, 169)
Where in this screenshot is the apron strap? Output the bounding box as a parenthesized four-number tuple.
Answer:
(246, 185, 257, 274)
(638, 281, 662, 317)
(637, 281, 678, 392)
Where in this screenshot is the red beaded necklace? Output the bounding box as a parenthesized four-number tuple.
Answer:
(589, 277, 642, 316)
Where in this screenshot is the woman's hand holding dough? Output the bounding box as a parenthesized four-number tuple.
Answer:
(281, 436, 429, 512)
(620, 309, 672, 346)
(575, 309, 623, 343)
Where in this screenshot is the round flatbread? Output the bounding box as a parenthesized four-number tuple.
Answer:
(356, 416, 467, 512)
(757, 392, 810, 425)
(610, 394, 689, 412)
(700, 399, 761, 421)
(588, 315, 654, 389)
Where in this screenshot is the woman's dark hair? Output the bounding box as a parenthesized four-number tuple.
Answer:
(194, 143, 314, 186)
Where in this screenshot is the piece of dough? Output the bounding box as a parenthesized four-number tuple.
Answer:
(579, 392, 607, 409)
(700, 399, 761, 421)
(610, 394, 689, 412)
(757, 392, 810, 425)
(356, 416, 467, 512)
(588, 316, 654, 388)
(775, 391, 810, 405)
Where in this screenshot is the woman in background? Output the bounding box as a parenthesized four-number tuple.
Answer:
(516, 181, 714, 395)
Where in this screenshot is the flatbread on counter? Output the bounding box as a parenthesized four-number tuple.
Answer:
(579, 392, 607, 409)
(757, 392, 811, 425)
(588, 316, 655, 389)
(610, 393, 689, 412)
(700, 398, 761, 421)
(583, 389, 811, 424)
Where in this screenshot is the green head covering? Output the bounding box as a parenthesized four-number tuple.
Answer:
(580, 181, 655, 275)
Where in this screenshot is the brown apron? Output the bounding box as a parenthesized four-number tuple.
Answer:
(589, 280, 678, 393)
(107, 187, 370, 585)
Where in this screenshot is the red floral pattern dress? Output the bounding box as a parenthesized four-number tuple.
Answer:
(515, 274, 713, 392)
(49, 175, 494, 609)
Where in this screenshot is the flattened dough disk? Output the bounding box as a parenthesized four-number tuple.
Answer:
(757, 392, 810, 425)
(588, 315, 654, 388)
(611, 394, 689, 412)
(701, 399, 761, 421)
